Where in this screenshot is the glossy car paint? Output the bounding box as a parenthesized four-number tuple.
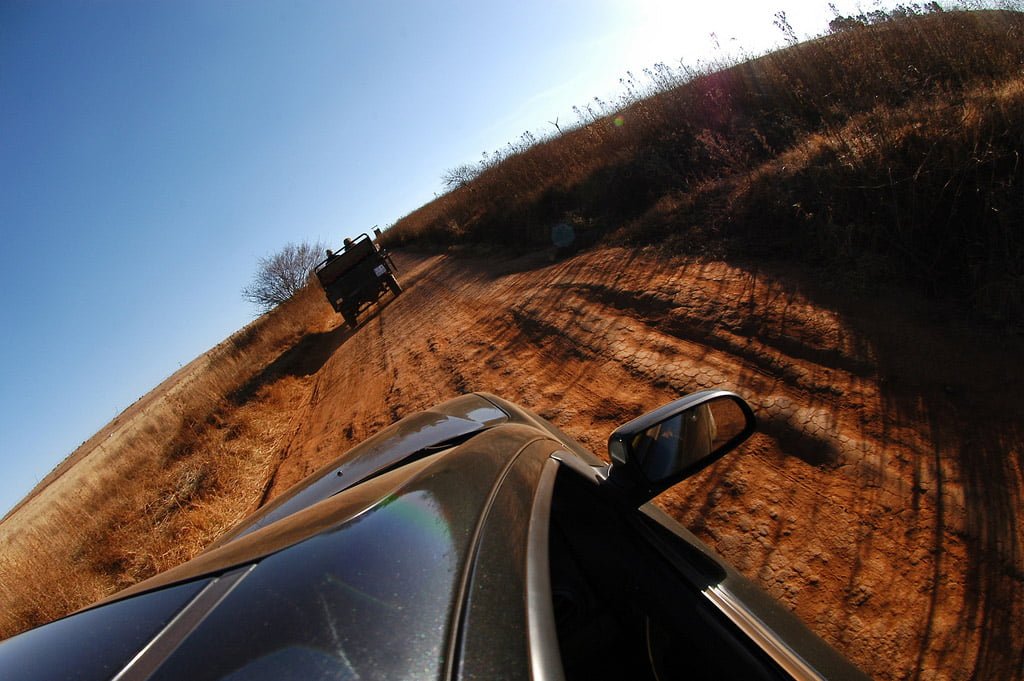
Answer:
(0, 392, 870, 681)
(149, 428, 550, 681)
(214, 394, 508, 544)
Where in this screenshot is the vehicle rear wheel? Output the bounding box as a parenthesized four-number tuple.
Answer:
(342, 310, 358, 329)
(385, 274, 403, 296)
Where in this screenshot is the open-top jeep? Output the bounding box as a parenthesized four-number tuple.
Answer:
(314, 233, 402, 328)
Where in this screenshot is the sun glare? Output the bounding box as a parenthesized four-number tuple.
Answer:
(613, 0, 888, 71)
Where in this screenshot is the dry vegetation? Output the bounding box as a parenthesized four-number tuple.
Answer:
(384, 8, 1024, 324)
(0, 283, 335, 639)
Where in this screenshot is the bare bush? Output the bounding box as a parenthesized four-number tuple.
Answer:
(242, 241, 325, 312)
(441, 163, 481, 190)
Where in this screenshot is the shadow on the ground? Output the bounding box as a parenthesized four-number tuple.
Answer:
(231, 286, 408, 406)
(746, 259, 1023, 681)
(230, 323, 351, 405)
(439, 244, 1023, 680)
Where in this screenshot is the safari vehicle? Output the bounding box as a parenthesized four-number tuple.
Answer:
(0, 390, 869, 681)
(314, 233, 401, 328)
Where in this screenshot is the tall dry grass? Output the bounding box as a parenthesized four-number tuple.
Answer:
(0, 282, 332, 639)
(384, 9, 1024, 323)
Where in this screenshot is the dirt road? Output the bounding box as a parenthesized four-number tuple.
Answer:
(254, 248, 1020, 680)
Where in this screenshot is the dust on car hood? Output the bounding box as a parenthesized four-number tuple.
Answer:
(212, 393, 509, 545)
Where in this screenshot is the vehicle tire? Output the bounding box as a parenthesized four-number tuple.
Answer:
(385, 274, 403, 296)
(342, 310, 358, 329)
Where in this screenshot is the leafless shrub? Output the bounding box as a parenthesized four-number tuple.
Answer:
(242, 241, 325, 312)
(441, 163, 481, 190)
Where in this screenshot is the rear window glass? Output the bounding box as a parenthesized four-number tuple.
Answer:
(149, 489, 462, 681)
(0, 578, 209, 681)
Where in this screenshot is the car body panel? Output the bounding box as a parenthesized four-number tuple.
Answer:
(68, 423, 563, 681)
(0, 578, 211, 681)
(103, 422, 549, 605)
(146, 443, 500, 680)
(214, 394, 509, 545)
(636, 504, 868, 681)
(0, 392, 870, 681)
(478, 394, 605, 468)
(455, 439, 561, 681)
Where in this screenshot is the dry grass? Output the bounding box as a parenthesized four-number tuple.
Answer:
(384, 8, 1024, 323)
(0, 283, 332, 639)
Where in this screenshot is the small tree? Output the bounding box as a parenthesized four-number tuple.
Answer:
(242, 241, 325, 312)
(441, 163, 482, 191)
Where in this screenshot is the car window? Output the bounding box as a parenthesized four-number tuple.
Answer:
(547, 467, 787, 681)
(0, 578, 210, 681)
(148, 489, 463, 681)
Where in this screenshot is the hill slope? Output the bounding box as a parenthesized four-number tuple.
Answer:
(386, 9, 1024, 325)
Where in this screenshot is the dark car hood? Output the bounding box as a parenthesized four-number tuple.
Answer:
(99, 421, 553, 607)
(213, 393, 509, 545)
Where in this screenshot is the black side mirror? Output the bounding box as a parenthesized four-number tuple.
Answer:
(607, 390, 756, 505)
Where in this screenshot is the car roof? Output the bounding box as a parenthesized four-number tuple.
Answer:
(210, 392, 600, 548)
(70, 423, 564, 681)
(96, 422, 559, 607)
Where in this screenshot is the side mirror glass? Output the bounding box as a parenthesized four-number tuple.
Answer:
(607, 390, 756, 504)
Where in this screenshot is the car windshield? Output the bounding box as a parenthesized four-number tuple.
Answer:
(0, 578, 210, 681)
(148, 489, 464, 681)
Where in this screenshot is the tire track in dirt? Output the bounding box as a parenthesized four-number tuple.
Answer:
(253, 377, 319, 510)
(260, 247, 1021, 681)
(502, 270, 861, 474)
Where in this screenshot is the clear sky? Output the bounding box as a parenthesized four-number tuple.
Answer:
(0, 0, 908, 516)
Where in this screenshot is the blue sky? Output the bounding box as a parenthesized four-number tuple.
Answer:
(0, 0, 901, 516)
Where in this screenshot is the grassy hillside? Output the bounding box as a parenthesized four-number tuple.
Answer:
(0, 284, 334, 638)
(384, 9, 1024, 324)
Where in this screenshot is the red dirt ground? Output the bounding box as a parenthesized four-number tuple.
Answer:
(256, 248, 1022, 681)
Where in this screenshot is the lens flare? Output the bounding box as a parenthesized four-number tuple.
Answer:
(551, 223, 575, 248)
